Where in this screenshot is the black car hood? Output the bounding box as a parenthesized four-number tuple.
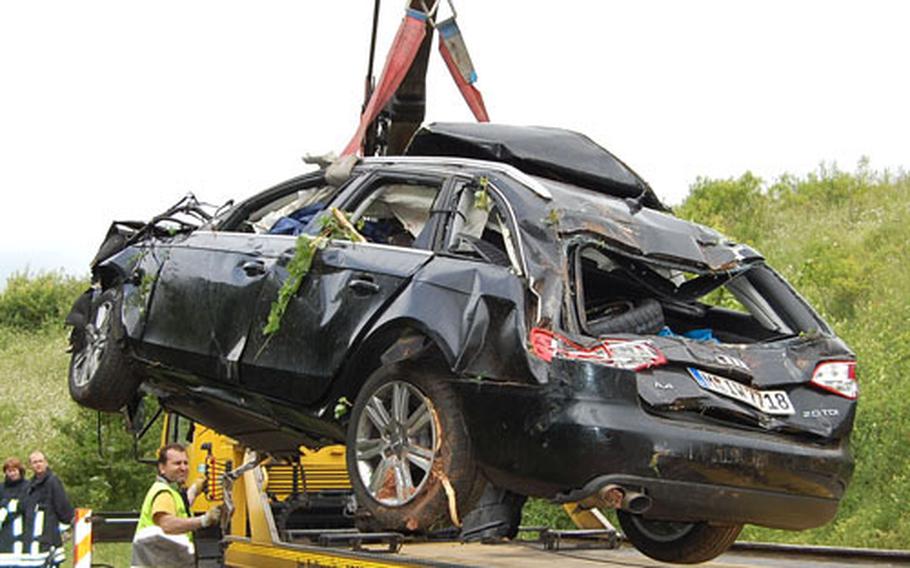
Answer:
(405, 122, 666, 210)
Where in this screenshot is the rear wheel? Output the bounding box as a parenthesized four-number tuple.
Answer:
(346, 363, 484, 533)
(68, 287, 141, 411)
(617, 511, 742, 564)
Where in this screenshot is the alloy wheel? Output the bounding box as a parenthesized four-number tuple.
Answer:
(355, 380, 438, 506)
(71, 300, 112, 388)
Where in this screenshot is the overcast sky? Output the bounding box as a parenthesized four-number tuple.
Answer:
(1, 1, 907, 285)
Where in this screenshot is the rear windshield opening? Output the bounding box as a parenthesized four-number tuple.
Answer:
(571, 244, 830, 344)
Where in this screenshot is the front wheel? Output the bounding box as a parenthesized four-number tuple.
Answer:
(346, 363, 484, 533)
(68, 287, 141, 411)
(616, 510, 742, 564)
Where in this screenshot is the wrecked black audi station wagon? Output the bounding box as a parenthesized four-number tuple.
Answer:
(67, 123, 856, 564)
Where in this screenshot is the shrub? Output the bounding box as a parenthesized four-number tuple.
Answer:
(680, 164, 910, 549)
(0, 270, 89, 331)
(51, 406, 158, 511)
(676, 171, 768, 245)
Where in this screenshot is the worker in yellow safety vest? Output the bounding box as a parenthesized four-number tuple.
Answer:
(131, 443, 221, 568)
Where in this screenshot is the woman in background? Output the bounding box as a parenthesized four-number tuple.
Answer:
(0, 457, 29, 565)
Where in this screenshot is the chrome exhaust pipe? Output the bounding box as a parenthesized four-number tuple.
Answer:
(595, 484, 652, 514)
(621, 490, 652, 514)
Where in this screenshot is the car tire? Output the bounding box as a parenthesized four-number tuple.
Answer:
(346, 363, 485, 533)
(587, 298, 664, 336)
(68, 287, 141, 412)
(617, 511, 742, 564)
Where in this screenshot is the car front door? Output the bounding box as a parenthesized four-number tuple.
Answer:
(139, 232, 286, 383)
(240, 172, 449, 405)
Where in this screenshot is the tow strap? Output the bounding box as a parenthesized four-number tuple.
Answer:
(342, 1, 489, 156)
(437, 16, 488, 122)
(342, 9, 429, 157)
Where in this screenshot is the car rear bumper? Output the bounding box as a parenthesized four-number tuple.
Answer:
(451, 360, 853, 530)
(556, 474, 840, 530)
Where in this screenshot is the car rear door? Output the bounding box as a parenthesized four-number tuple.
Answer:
(239, 171, 449, 405)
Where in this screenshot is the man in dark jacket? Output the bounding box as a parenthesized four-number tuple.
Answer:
(24, 451, 73, 567)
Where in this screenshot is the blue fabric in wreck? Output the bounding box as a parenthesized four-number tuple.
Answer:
(658, 326, 718, 343)
(268, 203, 326, 236)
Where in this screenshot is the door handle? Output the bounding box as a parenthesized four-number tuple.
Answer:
(348, 275, 380, 295)
(241, 260, 266, 277)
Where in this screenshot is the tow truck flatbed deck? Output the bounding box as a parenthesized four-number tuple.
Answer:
(222, 537, 909, 568)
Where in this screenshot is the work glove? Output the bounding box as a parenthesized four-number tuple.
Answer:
(200, 505, 223, 528)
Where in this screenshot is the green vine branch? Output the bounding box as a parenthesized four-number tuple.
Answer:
(261, 208, 364, 338)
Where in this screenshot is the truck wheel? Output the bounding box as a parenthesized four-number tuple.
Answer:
(617, 511, 742, 564)
(346, 363, 484, 533)
(68, 287, 141, 412)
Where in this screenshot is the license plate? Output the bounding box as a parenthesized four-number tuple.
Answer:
(687, 368, 795, 416)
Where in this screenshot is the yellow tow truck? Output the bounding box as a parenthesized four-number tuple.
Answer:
(159, 412, 620, 568)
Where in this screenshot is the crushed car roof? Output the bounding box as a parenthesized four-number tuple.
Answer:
(404, 122, 666, 211)
(540, 178, 762, 272)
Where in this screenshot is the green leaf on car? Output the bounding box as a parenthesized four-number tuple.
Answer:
(474, 176, 491, 211)
(262, 208, 364, 338)
(334, 396, 352, 420)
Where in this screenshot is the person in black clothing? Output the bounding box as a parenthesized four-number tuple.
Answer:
(24, 452, 73, 567)
(1, 457, 29, 562)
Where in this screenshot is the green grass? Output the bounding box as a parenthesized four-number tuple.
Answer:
(521, 498, 575, 531)
(59, 541, 132, 568)
(90, 542, 133, 567)
(0, 325, 80, 459)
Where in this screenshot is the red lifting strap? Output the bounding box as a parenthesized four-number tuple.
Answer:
(437, 17, 488, 122)
(342, 9, 428, 157)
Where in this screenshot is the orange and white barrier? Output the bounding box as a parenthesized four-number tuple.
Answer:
(73, 508, 92, 568)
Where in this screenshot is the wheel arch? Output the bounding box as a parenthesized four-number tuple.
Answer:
(66, 263, 127, 333)
(93, 262, 126, 290)
(329, 317, 456, 409)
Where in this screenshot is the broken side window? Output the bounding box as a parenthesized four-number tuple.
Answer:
(571, 244, 829, 344)
(443, 182, 520, 269)
(250, 186, 334, 235)
(343, 181, 441, 249)
(218, 182, 335, 235)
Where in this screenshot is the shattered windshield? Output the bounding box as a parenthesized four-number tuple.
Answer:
(572, 244, 830, 344)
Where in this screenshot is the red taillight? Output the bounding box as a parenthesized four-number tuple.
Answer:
(810, 360, 858, 400)
(529, 327, 667, 371)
